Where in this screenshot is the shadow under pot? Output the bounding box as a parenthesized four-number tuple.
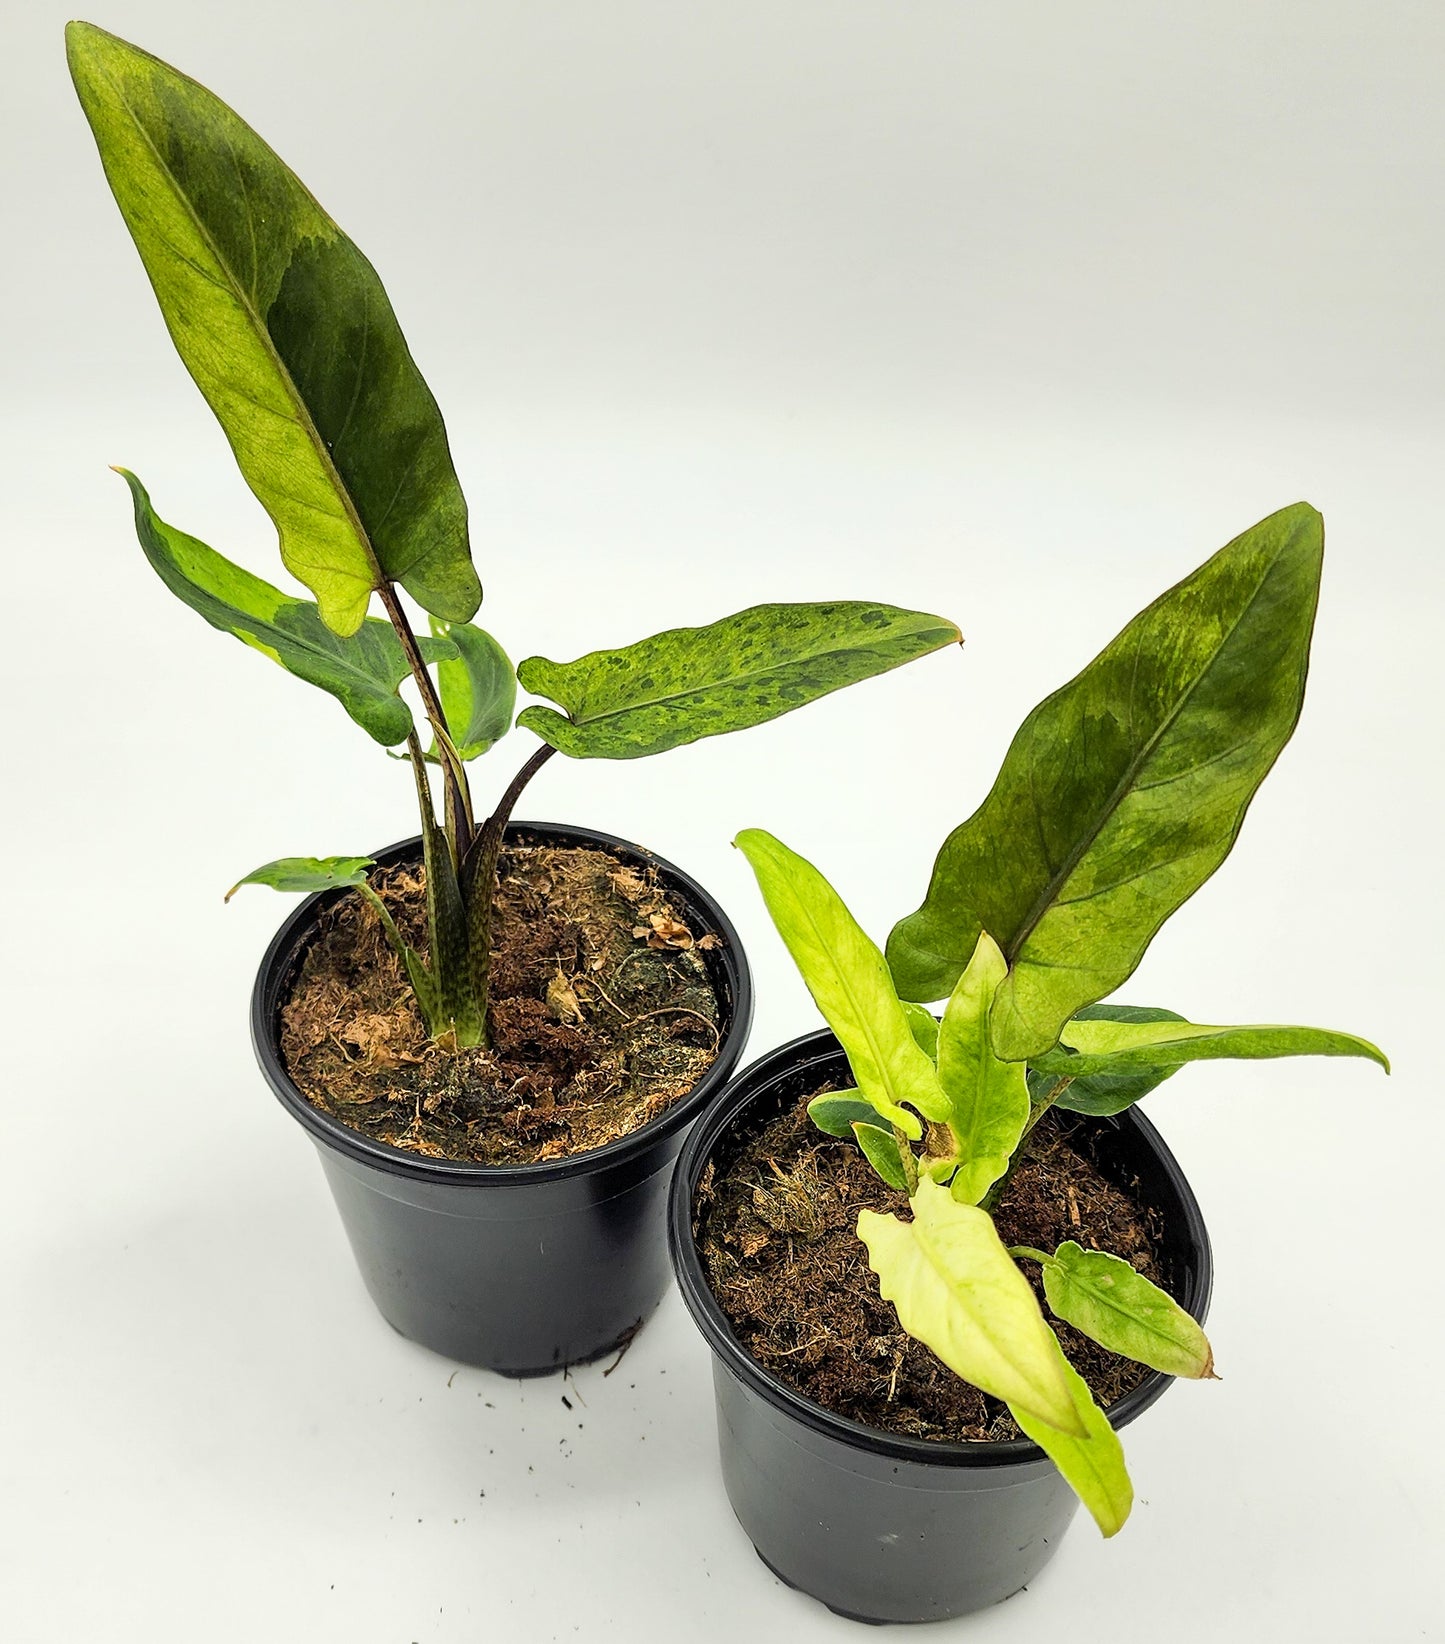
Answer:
(252, 820, 753, 1377)
(668, 1028, 1212, 1625)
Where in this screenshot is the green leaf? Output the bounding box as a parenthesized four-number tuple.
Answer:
(1037, 1003, 1187, 1116)
(852, 1123, 911, 1192)
(857, 1177, 1086, 1435)
(1039, 1241, 1215, 1379)
(517, 602, 960, 759)
(68, 23, 479, 635)
(806, 1091, 877, 1138)
(1035, 1012, 1390, 1087)
(735, 830, 949, 1139)
(886, 504, 1325, 1058)
(120, 472, 454, 746)
(225, 856, 373, 902)
(901, 1002, 940, 1062)
(935, 933, 1031, 1205)
(1009, 1340, 1133, 1537)
(429, 620, 516, 760)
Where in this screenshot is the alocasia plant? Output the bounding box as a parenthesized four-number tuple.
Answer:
(68, 22, 959, 1048)
(735, 503, 1388, 1536)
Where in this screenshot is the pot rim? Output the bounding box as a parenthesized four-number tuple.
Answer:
(668, 1026, 1213, 1470)
(251, 818, 754, 1187)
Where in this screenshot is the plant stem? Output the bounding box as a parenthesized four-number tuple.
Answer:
(1007, 1246, 1055, 1267)
(377, 581, 473, 854)
(462, 741, 558, 1032)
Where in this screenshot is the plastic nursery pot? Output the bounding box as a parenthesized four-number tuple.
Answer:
(253, 820, 753, 1376)
(669, 1029, 1212, 1625)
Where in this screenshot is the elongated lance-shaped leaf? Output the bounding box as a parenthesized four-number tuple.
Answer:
(429, 620, 516, 761)
(887, 504, 1325, 1059)
(120, 472, 454, 745)
(1034, 1241, 1215, 1379)
(858, 1178, 1086, 1435)
(517, 602, 960, 759)
(1033, 1013, 1390, 1085)
(936, 933, 1031, 1205)
(852, 1123, 911, 1192)
(1035, 1003, 1187, 1116)
(1010, 1339, 1134, 1537)
(68, 23, 479, 636)
(735, 830, 948, 1139)
(225, 856, 374, 901)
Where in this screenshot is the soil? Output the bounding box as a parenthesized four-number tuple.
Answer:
(695, 1090, 1169, 1443)
(280, 843, 723, 1164)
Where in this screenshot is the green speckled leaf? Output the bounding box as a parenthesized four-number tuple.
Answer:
(517, 601, 959, 759)
(68, 22, 479, 635)
(887, 504, 1324, 1059)
(121, 470, 453, 745)
(429, 620, 516, 760)
(1040, 1241, 1215, 1379)
(1035, 1003, 1188, 1116)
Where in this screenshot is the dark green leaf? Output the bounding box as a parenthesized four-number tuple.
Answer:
(1042, 1004, 1187, 1116)
(806, 1091, 877, 1138)
(119, 472, 453, 746)
(225, 856, 372, 901)
(517, 602, 960, 759)
(887, 504, 1325, 1059)
(429, 620, 516, 760)
(68, 23, 479, 635)
(852, 1122, 911, 1192)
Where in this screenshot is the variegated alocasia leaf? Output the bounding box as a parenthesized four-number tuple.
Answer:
(735, 830, 949, 1139)
(901, 1002, 940, 1062)
(1031, 1241, 1215, 1379)
(429, 620, 516, 760)
(857, 1177, 1085, 1435)
(886, 504, 1325, 1059)
(68, 23, 479, 636)
(121, 471, 454, 745)
(517, 602, 960, 759)
(1009, 1338, 1134, 1537)
(1033, 1012, 1390, 1087)
(935, 932, 1030, 1205)
(224, 856, 374, 902)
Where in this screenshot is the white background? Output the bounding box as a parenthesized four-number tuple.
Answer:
(3, 2, 1441, 1639)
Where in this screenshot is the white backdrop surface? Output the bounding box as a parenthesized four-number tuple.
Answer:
(2, 3, 1441, 1640)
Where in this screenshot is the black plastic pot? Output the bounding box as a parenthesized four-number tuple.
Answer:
(669, 1029, 1212, 1625)
(253, 820, 753, 1376)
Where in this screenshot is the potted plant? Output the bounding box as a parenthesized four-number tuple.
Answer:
(669, 501, 1388, 1622)
(66, 21, 960, 1375)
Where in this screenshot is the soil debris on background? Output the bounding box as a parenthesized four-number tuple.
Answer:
(281, 844, 722, 1164)
(696, 1093, 1170, 1443)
